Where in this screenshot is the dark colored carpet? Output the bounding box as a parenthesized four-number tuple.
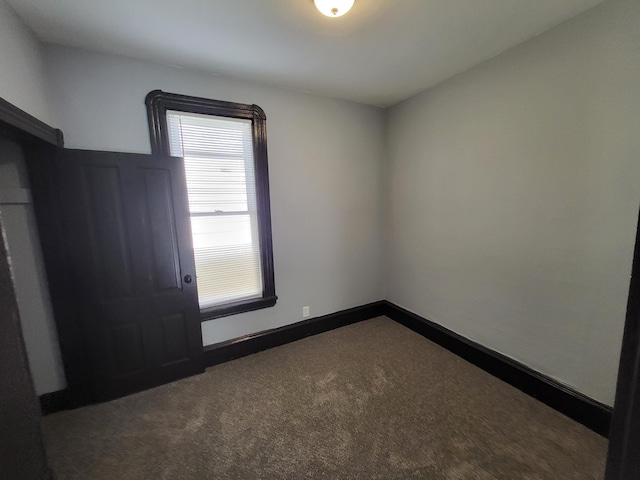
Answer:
(42, 317, 607, 479)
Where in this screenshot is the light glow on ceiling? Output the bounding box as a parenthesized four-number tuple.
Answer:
(314, 0, 355, 18)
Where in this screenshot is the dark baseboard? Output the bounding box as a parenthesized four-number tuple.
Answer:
(42, 299, 613, 438)
(203, 301, 386, 368)
(382, 301, 612, 437)
(39, 389, 71, 416)
(41, 302, 386, 414)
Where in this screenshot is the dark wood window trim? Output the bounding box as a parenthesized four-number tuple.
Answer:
(145, 90, 276, 321)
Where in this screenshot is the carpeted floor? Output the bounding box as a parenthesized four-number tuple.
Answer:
(42, 317, 608, 479)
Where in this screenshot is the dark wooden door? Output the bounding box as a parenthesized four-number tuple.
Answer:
(55, 149, 203, 401)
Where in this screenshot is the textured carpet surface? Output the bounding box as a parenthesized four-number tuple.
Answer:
(43, 317, 607, 479)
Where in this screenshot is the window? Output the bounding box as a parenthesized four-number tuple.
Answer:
(146, 90, 276, 320)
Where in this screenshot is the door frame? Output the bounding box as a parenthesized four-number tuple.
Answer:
(0, 97, 62, 479)
(0, 97, 64, 147)
(0, 98, 93, 407)
(605, 208, 640, 479)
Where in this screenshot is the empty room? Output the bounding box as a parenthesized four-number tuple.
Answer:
(1, 0, 639, 478)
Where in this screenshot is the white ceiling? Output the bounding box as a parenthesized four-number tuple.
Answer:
(7, 0, 605, 107)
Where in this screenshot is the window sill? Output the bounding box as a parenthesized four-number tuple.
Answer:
(200, 295, 277, 322)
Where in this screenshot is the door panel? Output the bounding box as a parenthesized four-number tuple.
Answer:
(82, 164, 135, 302)
(142, 168, 182, 292)
(111, 323, 145, 377)
(54, 148, 203, 401)
(160, 312, 190, 365)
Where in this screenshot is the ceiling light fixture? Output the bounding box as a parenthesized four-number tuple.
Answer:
(314, 0, 355, 18)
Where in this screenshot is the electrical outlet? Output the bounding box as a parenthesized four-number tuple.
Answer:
(303, 306, 310, 318)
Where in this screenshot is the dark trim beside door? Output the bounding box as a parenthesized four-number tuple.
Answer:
(27, 146, 97, 412)
(203, 301, 386, 368)
(605, 208, 640, 479)
(39, 389, 71, 416)
(381, 301, 612, 437)
(0, 97, 63, 147)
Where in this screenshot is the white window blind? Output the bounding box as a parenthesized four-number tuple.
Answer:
(167, 110, 263, 309)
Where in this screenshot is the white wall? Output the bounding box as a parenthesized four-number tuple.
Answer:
(0, 0, 51, 124)
(44, 46, 386, 345)
(8, 0, 638, 405)
(386, 0, 640, 406)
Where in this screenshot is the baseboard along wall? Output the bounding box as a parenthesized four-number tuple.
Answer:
(41, 300, 611, 437)
(381, 301, 611, 437)
(202, 301, 387, 368)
